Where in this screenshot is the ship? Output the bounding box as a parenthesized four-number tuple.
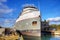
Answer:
(14, 5, 41, 36)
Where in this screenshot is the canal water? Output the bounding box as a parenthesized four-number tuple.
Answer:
(41, 34, 60, 40)
(23, 35, 40, 40)
(23, 35, 60, 40)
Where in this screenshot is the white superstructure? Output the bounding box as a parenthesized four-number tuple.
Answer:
(16, 6, 40, 22)
(14, 6, 40, 30)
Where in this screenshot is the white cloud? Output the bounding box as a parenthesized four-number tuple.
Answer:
(0, 3, 2, 5)
(47, 17, 60, 22)
(0, 9, 13, 13)
(0, 0, 14, 14)
(0, 0, 7, 2)
(0, 3, 8, 9)
(2, 19, 15, 25)
(1, 19, 14, 27)
(4, 19, 16, 23)
(0, 0, 15, 27)
(4, 19, 10, 23)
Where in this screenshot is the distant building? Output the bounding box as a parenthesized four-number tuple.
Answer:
(0, 27, 5, 34)
(14, 6, 41, 36)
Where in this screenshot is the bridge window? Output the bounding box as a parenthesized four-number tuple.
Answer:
(32, 21, 37, 26)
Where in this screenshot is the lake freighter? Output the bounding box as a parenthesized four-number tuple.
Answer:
(14, 5, 41, 36)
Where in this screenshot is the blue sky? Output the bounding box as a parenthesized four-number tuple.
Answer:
(0, 0, 60, 27)
(40, 0, 60, 24)
(40, 0, 60, 20)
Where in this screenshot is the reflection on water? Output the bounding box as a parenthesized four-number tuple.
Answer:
(23, 35, 41, 40)
(41, 34, 51, 40)
(23, 34, 60, 40)
(41, 34, 60, 40)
